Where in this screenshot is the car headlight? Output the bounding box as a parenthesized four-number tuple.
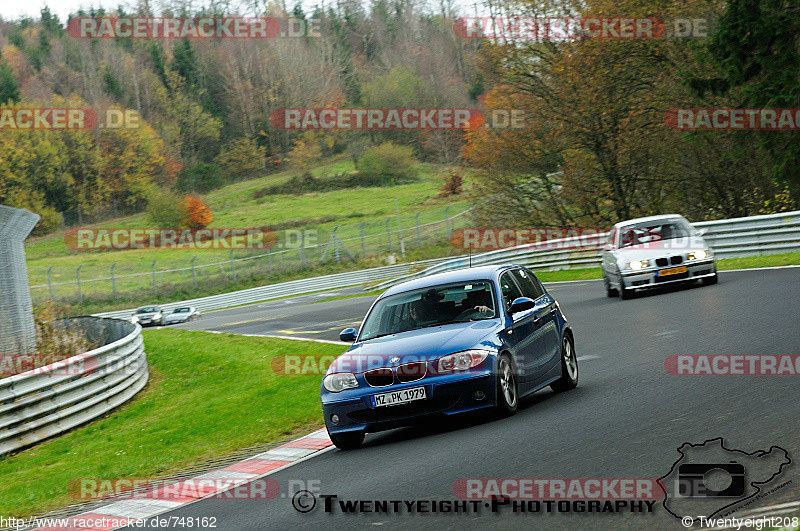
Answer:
(437, 350, 489, 372)
(323, 373, 359, 392)
(688, 249, 709, 260)
(131, 316, 139, 323)
(153, 313, 162, 319)
(628, 259, 650, 270)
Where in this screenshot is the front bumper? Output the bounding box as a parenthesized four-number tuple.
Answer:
(620, 259, 716, 290)
(321, 369, 496, 435)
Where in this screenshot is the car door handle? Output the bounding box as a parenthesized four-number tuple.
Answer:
(549, 305, 557, 314)
(533, 314, 540, 323)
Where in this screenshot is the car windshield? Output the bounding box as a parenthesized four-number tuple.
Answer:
(173, 308, 190, 313)
(359, 281, 497, 341)
(137, 307, 158, 313)
(618, 219, 692, 248)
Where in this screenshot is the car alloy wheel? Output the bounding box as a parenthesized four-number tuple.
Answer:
(551, 335, 578, 392)
(604, 274, 618, 297)
(496, 355, 518, 415)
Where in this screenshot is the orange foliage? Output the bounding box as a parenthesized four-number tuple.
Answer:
(182, 195, 212, 228)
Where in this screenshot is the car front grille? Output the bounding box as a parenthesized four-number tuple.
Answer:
(397, 362, 427, 383)
(364, 368, 394, 387)
(670, 255, 683, 265)
(348, 396, 459, 423)
(656, 256, 684, 267)
(656, 258, 668, 267)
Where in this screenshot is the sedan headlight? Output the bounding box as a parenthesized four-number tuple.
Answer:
(688, 249, 709, 260)
(437, 350, 489, 372)
(323, 373, 359, 392)
(628, 259, 650, 270)
(131, 315, 139, 323)
(153, 313, 162, 320)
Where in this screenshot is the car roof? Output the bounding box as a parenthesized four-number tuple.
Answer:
(381, 264, 515, 297)
(613, 214, 685, 228)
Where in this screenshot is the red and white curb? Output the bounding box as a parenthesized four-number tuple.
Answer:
(33, 429, 334, 530)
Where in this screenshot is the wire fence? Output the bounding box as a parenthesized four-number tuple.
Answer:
(28, 205, 473, 306)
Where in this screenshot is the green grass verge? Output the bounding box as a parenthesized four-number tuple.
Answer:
(0, 330, 342, 517)
(532, 251, 800, 283)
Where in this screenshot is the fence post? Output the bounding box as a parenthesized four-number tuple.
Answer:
(111, 263, 117, 298)
(191, 256, 198, 286)
(267, 248, 273, 276)
(360, 222, 366, 257)
(47, 266, 54, 300)
(76, 265, 83, 303)
(332, 226, 340, 262)
(386, 217, 393, 253)
(299, 232, 305, 266)
(415, 212, 422, 247)
(151, 260, 157, 297)
(445, 206, 451, 239)
(229, 250, 237, 279)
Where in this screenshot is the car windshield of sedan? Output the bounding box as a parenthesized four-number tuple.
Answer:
(359, 281, 497, 341)
(136, 307, 159, 314)
(618, 220, 692, 248)
(173, 308, 190, 313)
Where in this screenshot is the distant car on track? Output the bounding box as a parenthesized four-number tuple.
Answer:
(321, 265, 578, 449)
(601, 214, 717, 300)
(131, 305, 165, 327)
(163, 306, 201, 325)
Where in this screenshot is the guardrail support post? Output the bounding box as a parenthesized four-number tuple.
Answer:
(0, 205, 40, 355)
(76, 265, 83, 303)
(111, 263, 117, 298)
(191, 256, 198, 286)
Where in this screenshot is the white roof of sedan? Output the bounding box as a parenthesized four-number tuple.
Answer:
(613, 214, 685, 228)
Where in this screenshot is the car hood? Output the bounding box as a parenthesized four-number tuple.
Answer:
(329, 320, 501, 374)
(165, 314, 189, 321)
(135, 312, 160, 319)
(614, 236, 709, 262)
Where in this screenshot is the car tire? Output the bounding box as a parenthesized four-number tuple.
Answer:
(551, 334, 579, 393)
(496, 354, 519, 417)
(618, 275, 631, 300)
(703, 273, 718, 286)
(329, 430, 365, 450)
(604, 274, 618, 297)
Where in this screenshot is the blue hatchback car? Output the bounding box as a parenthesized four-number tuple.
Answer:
(321, 265, 578, 449)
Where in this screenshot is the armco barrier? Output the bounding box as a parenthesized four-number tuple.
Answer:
(374, 210, 800, 290)
(93, 256, 453, 320)
(93, 211, 800, 317)
(0, 317, 148, 455)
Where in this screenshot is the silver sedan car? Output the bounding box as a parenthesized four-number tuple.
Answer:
(163, 306, 202, 324)
(601, 214, 717, 300)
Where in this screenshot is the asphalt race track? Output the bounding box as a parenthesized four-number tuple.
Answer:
(151, 268, 800, 529)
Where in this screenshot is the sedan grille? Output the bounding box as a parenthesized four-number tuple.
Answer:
(364, 368, 394, 387)
(396, 362, 427, 383)
(670, 255, 683, 265)
(656, 258, 668, 267)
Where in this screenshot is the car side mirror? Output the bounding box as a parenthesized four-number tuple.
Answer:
(339, 327, 357, 342)
(697, 228, 708, 236)
(509, 297, 536, 315)
(603, 242, 614, 251)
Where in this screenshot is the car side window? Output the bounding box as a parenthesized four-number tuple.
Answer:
(499, 272, 524, 310)
(512, 269, 544, 300)
(607, 229, 616, 247)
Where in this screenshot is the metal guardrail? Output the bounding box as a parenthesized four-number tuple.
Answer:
(92, 211, 800, 318)
(0, 317, 148, 456)
(93, 257, 454, 320)
(374, 210, 800, 290)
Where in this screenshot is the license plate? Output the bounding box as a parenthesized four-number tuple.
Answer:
(658, 266, 688, 276)
(371, 387, 426, 407)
